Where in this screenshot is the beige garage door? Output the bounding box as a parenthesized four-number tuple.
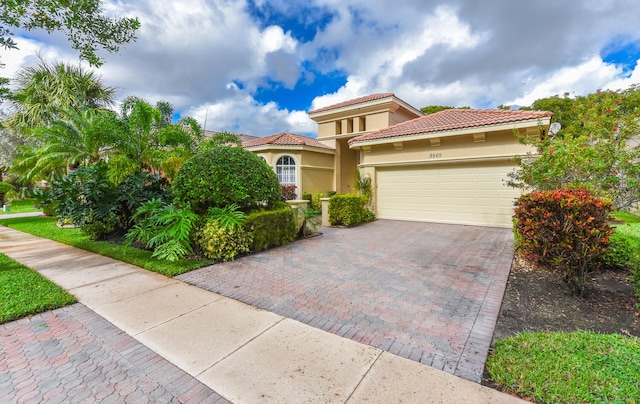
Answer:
(376, 161, 520, 228)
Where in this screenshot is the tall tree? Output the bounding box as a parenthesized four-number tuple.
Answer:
(1, 0, 139, 67)
(109, 98, 203, 183)
(11, 108, 124, 181)
(8, 57, 115, 131)
(0, 112, 24, 180)
(508, 86, 640, 210)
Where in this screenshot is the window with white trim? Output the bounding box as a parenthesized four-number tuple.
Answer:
(276, 156, 296, 186)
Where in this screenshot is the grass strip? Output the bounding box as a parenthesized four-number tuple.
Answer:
(486, 331, 640, 403)
(0, 199, 41, 214)
(0, 253, 76, 324)
(0, 216, 211, 277)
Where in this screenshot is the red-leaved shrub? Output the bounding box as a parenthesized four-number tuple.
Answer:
(281, 185, 297, 201)
(514, 188, 612, 295)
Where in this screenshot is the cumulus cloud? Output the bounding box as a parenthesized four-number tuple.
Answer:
(4, 0, 640, 136)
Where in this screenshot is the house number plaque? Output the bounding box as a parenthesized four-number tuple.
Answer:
(428, 153, 442, 159)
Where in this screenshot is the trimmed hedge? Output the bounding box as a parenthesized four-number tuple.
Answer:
(328, 194, 375, 227)
(244, 203, 296, 252)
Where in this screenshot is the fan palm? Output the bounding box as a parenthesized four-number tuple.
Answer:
(8, 56, 116, 132)
(12, 108, 124, 181)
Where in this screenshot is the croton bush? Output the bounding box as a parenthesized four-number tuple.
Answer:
(513, 188, 612, 295)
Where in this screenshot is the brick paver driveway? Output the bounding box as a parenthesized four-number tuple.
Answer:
(177, 220, 514, 382)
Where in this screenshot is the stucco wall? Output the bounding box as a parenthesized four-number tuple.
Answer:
(365, 112, 390, 132)
(301, 150, 334, 168)
(358, 129, 534, 166)
(301, 168, 334, 195)
(389, 108, 419, 126)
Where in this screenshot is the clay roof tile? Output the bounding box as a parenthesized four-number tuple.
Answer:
(349, 109, 553, 144)
(242, 132, 334, 150)
(308, 93, 395, 115)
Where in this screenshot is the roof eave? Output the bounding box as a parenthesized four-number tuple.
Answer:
(244, 144, 335, 154)
(308, 95, 423, 122)
(349, 116, 552, 149)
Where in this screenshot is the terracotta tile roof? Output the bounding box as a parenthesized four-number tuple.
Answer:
(350, 109, 553, 144)
(242, 132, 334, 150)
(308, 93, 395, 115)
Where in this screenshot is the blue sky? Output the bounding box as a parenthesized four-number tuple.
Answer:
(3, 0, 640, 137)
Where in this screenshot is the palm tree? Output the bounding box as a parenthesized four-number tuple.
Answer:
(12, 108, 124, 181)
(109, 98, 203, 183)
(8, 56, 116, 132)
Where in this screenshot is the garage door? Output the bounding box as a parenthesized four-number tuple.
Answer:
(376, 161, 520, 228)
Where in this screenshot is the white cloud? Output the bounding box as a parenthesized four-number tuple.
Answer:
(507, 56, 625, 107)
(187, 91, 314, 137)
(308, 4, 488, 109)
(4, 0, 640, 137)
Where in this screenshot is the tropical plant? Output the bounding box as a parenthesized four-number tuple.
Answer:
(509, 86, 640, 210)
(195, 219, 252, 262)
(42, 163, 170, 239)
(124, 199, 198, 262)
(0, 113, 24, 179)
(0, 181, 14, 205)
(173, 146, 281, 213)
(1, 0, 139, 67)
(200, 131, 243, 149)
(355, 170, 372, 207)
(7, 57, 116, 131)
(281, 185, 297, 201)
(109, 98, 203, 183)
(513, 188, 612, 295)
(205, 204, 246, 229)
(12, 108, 124, 181)
(299, 207, 321, 238)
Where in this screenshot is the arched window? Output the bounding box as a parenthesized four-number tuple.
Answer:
(276, 156, 296, 186)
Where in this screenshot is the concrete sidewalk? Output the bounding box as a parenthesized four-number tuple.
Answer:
(0, 226, 524, 403)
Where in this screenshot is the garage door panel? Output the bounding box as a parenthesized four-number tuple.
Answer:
(376, 162, 520, 227)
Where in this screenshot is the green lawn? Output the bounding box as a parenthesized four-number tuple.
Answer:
(0, 253, 76, 324)
(0, 198, 41, 214)
(0, 216, 211, 277)
(487, 331, 640, 403)
(487, 211, 640, 403)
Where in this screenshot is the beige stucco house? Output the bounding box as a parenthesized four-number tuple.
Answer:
(243, 93, 552, 228)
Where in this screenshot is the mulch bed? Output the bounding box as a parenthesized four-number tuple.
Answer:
(482, 252, 640, 391)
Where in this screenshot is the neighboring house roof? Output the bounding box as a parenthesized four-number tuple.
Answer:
(308, 93, 395, 115)
(242, 132, 334, 150)
(349, 108, 553, 144)
(203, 130, 259, 143)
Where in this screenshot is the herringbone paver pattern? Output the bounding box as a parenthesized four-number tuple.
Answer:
(0, 304, 228, 404)
(177, 220, 514, 383)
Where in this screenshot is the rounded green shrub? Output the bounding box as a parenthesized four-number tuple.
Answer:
(173, 146, 281, 213)
(602, 231, 634, 269)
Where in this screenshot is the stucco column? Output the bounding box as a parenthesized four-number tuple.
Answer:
(320, 197, 331, 226)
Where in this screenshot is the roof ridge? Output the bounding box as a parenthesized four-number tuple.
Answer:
(308, 93, 395, 115)
(242, 131, 334, 150)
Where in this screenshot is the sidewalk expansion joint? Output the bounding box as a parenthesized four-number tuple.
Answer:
(195, 316, 287, 377)
(343, 349, 383, 403)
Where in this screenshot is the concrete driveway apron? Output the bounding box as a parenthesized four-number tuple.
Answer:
(177, 220, 514, 382)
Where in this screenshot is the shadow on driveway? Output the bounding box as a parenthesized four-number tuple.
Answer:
(177, 220, 514, 382)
